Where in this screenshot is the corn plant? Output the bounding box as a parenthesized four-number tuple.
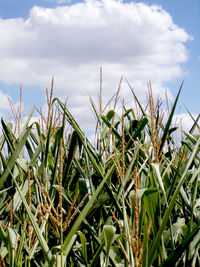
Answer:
(0, 80, 199, 266)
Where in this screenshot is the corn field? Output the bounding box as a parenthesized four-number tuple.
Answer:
(0, 80, 200, 267)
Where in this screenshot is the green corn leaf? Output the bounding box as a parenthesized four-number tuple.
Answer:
(1, 119, 16, 153)
(13, 180, 33, 212)
(159, 82, 183, 156)
(63, 131, 79, 185)
(15, 223, 26, 267)
(20, 106, 35, 136)
(148, 136, 200, 265)
(129, 83, 147, 117)
(10, 170, 54, 265)
(103, 225, 116, 267)
(0, 127, 31, 190)
(104, 225, 116, 257)
(101, 115, 121, 141)
(163, 223, 200, 266)
(63, 234, 77, 259)
(151, 163, 168, 204)
(63, 163, 116, 251)
(77, 231, 87, 262)
(7, 227, 17, 267)
(0, 223, 7, 246)
(89, 241, 105, 267)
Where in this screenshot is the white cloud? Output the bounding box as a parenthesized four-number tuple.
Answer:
(0, 0, 192, 132)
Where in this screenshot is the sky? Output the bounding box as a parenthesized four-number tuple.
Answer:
(0, 0, 199, 134)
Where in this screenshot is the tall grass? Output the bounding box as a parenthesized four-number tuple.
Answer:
(0, 80, 199, 266)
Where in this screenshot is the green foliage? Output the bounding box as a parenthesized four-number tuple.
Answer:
(0, 83, 200, 267)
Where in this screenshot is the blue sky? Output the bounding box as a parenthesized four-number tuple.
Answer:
(0, 0, 199, 131)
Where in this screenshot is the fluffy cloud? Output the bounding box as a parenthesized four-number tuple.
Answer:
(0, 0, 193, 132)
